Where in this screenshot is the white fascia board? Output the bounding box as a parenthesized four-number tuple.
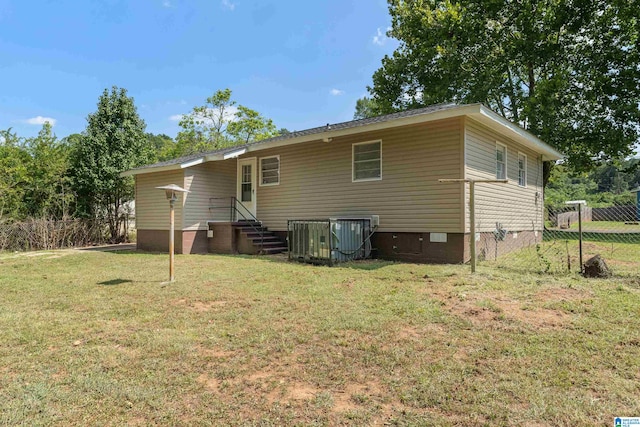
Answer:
(223, 148, 247, 159)
(475, 106, 564, 160)
(120, 163, 182, 177)
(180, 157, 204, 169)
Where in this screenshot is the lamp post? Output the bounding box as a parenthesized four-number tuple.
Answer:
(156, 184, 190, 282)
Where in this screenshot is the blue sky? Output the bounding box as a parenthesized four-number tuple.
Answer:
(0, 0, 398, 139)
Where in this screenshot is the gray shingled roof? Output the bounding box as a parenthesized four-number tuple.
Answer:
(130, 103, 461, 172)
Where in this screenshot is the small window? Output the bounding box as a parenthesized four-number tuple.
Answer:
(260, 156, 280, 186)
(496, 143, 507, 180)
(353, 141, 382, 182)
(518, 153, 527, 187)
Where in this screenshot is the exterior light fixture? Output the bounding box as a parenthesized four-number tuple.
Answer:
(156, 184, 190, 282)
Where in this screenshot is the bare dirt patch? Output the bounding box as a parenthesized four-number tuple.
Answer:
(333, 381, 383, 412)
(198, 346, 235, 359)
(288, 382, 319, 400)
(536, 287, 590, 303)
(196, 373, 220, 391)
(170, 299, 228, 312)
(431, 290, 571, 329)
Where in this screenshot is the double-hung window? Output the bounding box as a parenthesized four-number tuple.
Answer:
(496, 143, 507, 180)
(518, 153, 527, 187)
(260, 156, 280, 186)
(353, 141, 382, 182)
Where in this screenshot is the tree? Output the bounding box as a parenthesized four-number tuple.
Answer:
(0, 129, 29, 220)
(369, 0, 640, 173)
(175, 89, 235, 155)
(227, 105, 277, 144)
(146, 133, 176, 162)
(23, 123, 71, 218)
(175, 89, 280, 156)
(353, 97, 380, 120)
(71, 86, 151, 242)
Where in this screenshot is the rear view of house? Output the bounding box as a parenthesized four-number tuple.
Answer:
(122, 103, 562, 263)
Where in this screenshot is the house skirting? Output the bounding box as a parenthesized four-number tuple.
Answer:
(373, 231, 541, 263)
(136, 229, 208, 254)
(137, 229, 541, 263)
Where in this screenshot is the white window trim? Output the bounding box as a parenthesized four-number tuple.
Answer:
(496, 141, 507, 180)
(259, 155, 280, 187)
(517, 152, 527, 187)
(352, 140, 382, 182)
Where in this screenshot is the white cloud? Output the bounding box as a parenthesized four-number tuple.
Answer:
(162, 0, 172, 7)
(330, 89, 344, 96)
(24, 116, 57, 126)
(221, 0, 235, 11)
(373, 27, 391, 46)
(169, 114, 184, 122)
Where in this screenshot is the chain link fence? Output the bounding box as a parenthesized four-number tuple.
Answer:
(475, 196, 640, 278)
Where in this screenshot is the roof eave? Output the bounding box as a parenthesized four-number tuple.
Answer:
(120, 156, 205, 177)
(231, 104, 483, 156)
(122, 103, 564, 176)
(473, 106, 564, 161)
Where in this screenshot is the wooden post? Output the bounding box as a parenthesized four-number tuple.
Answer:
(469, 180, 476, 273)
(169, 198, 175, 282)
(578, 203, 583, 274)
(438, 178, 507, 274)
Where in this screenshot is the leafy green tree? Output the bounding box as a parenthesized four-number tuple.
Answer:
(23, 123, 71, 218)
(369, 0, 640, 173)
(71, 86, 151, 242)
(545, 159, 639, 209)
(175, 89, 235, 155)
(175, 89, 280, 156)
(0, 129, 29, 220)
(146, 133, 176, 162)
(353, 97, 380, 119)
(227, 105, 277, 144)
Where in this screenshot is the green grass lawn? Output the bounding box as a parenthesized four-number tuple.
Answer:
(1, 250, 640, 425)
(566, 220, 640, 232)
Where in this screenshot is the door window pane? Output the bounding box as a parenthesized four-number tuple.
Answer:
(241, 165, 252, 202)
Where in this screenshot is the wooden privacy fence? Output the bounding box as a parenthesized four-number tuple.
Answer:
(555, 207, 593, 228)
(592, 205, 637, 222)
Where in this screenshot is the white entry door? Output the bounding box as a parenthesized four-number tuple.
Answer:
(237, 158, 257, 218)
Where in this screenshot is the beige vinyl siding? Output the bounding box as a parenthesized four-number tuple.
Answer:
(242, 118, 464, 233)
(183, 160, 237, 229)
(135, 170, 185, 230)
(465, 118, 544, 232)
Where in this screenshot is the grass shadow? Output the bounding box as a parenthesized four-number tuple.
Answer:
(97, 278, 133, 286)
(78, 244, 137, 252)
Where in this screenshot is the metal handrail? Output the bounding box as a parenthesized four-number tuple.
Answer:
(209, 197, 265, 252)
